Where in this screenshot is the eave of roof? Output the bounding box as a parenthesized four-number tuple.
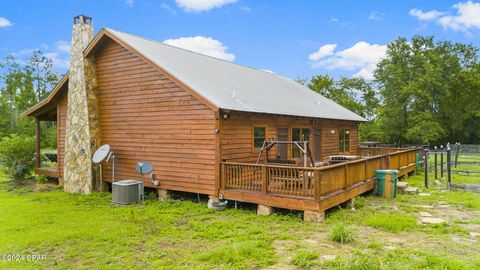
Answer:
(20, 72, 69, 118)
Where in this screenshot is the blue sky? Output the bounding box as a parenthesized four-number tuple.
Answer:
(1, 0, 479, 80)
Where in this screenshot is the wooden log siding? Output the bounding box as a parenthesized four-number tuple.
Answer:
(95, 39, 217, 194)
(220, 111, 359, 163)
(220, 148, 417, 211)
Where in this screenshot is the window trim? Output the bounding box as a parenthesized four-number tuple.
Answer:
(253, 127, 266, 149)
(338, 128, 351, 153)
(291, 127, 311, 159)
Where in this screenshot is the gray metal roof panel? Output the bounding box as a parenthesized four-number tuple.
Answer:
(106, 28, 367, 122)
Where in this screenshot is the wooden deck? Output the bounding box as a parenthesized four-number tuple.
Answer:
(220, 148, 417, 212)
(35, 167, 59, 178)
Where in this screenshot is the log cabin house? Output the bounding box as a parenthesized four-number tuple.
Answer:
(22, 16, 417, 221)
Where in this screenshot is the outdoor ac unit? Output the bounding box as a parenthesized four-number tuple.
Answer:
(112, 180, 143, 204)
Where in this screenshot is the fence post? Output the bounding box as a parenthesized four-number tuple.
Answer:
(454, 142, 460, 168)
(434, 146, 438, 180)
(344, 164, 348, 189)
(424, 149, 429, 189)
(447, 144, 451, 189)
(440, 145, 444, 178)
(314, 170, 321, 200)
(262, 166, 268, 194)
(221, 163, 226, 190)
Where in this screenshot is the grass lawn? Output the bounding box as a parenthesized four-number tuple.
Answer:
(1, 171, 480, 269)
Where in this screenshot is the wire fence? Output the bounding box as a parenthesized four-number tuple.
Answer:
(423, 143, 480, 192)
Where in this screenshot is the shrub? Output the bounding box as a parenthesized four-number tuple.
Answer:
(330, 223, 357, 243)
(291, 249, 319, 269)
(0, 135, 35, 181)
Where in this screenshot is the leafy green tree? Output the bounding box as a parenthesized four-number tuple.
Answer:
(304, 74, 379, 119)
(374, 36, 480, 145)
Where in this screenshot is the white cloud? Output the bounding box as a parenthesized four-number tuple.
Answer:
(309, 41, 387, 80)
(124, 0, 134, 7)
(438, 1, 480, 31)
(174, 0, 238, 12)
(368, 11, 384, 21)
(308, 44, 337, 61)
(409, 8, 444, 21)
(410, 1, 480, 33)
(160, 2, 177, 14)
(11, 40, 71, 70)
(0, 17, 12, 27)
(55, 41, 71, 54)
(164, 36, 235, 61)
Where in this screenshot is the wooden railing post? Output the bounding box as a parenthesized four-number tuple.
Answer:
(262, 166, 268, 194)
(314, 170, 321, 200)
(344, 164, 348, 189)
(220, 163, 226, 190)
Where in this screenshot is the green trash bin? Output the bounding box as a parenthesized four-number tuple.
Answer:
(374, 170, 399, 199)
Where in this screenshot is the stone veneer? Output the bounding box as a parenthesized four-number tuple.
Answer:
(63, 16, 101, 194)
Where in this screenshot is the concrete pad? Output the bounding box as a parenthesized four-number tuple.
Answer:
(257, 204, 274, 216)
(158, 189, 173, 201)
(304, 211, 325, 223)
(420, 212, 433, 217)
(405, 187, 418, 194)
(418, 192, 431, 196)
(397, 182, 408, 189)
(321, 254, 336, 261)
(421, 217, 446, 224)
(207, 195, 220, 209)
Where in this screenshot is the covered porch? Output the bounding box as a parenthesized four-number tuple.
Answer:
(220, 147, 418, 214)
(20, 75, 68, 179)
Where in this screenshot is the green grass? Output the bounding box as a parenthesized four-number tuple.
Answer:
(330, 223, 358, 243)
(291, 250, 319, 269)
(365, 212, 417, 232)
(0, 170, 479, 269)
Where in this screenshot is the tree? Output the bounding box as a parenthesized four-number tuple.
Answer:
(374, 36, 480, 145)
(304, 75, 379, 120)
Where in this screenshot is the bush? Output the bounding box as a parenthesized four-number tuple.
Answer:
(330, 223, 357, 244)
(0, 135, 35, 181)
(291, 250, 319, 269)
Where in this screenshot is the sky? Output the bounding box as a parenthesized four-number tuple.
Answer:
(1, 0, 480, 81)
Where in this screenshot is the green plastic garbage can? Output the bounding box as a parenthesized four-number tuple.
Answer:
(374, 170, 399, 199)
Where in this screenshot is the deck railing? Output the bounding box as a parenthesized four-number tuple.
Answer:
(221, 148, 418, 200)
(358, 146, 405, 157)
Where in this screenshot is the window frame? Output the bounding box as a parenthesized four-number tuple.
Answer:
(338, 128, 351, 153)
(291, 127, 311, 159)
(253, 127, 266, 149)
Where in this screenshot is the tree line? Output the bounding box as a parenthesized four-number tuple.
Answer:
(302, 36, 480, 145)
(0, 50, 59, 147)
(1, 35, 479, 149)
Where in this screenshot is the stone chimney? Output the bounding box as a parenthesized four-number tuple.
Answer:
(63, 15, 101, 194)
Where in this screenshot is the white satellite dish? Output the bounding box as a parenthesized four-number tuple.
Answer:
(92, 144, 115, 190)
(92, 144, 111, 164)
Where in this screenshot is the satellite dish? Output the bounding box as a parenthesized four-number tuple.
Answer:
(136, 161, 154, 174)
(92, 144, 111, 164)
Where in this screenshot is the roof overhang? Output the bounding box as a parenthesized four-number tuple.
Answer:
(20, 72, 69, 119)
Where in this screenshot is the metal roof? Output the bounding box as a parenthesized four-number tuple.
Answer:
(107, 28, 366, 122)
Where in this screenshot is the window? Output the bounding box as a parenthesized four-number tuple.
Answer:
(253, 127, 266, 148)
(339, 128, 350, 153)
(292, 128, 310, 158)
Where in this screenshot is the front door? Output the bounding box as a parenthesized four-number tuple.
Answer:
(277, 128, 288, 160)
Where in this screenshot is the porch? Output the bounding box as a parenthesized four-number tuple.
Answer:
(220, 147, 418, 213)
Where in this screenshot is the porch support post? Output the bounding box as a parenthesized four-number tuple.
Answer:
(35, 117, 41, 169)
